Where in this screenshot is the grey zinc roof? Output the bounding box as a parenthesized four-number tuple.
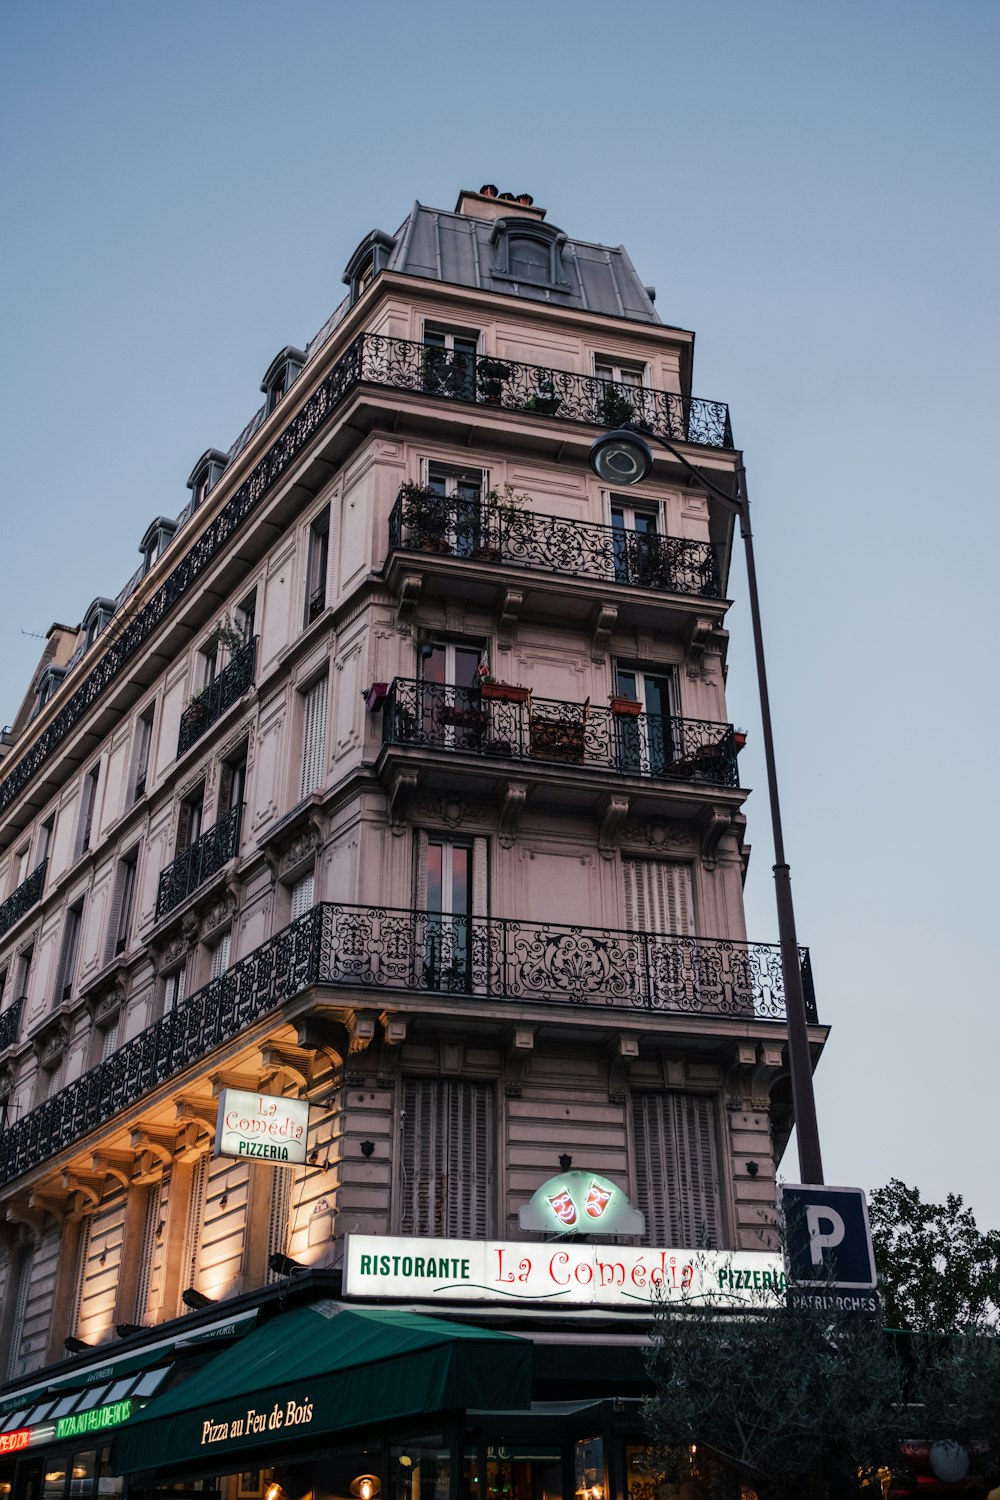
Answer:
(383, 201, 660, 323)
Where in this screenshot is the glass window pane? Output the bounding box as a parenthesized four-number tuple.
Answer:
(392, 1440, 451, 1500)
(427, 844, 443, 913)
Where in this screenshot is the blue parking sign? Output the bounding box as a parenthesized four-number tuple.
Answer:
(780, 1184, 877, 1290)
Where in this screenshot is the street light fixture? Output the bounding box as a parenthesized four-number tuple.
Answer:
(588, 425, 824, 1185)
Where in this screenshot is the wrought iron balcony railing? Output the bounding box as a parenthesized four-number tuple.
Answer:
(383, 680, 740, 788)
(0, 901, 816, 1189)
(155, 805, 241, 922)
(177, 637, 257, 756)
(361, 336, 734, 449)
(0, 860, 47, 941)
(0, 330, 732, 823)
(0, 995, 24, 1054)
(387, 490, 721, 598)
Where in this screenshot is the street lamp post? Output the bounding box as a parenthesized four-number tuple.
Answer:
(589, 427, 824, 1186)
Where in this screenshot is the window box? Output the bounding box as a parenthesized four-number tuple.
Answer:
(609, 696, 642, 717)
(364, 682, 389, 713)
(481, 683, 530, 704)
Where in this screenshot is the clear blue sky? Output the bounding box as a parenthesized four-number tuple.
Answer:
(2, 1, 998, 1226)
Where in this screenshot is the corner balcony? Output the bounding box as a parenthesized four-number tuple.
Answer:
(0, 859, 47, 941)
(155, 805, 241, 922)
(0, 902, 817, 1190)
(177, 637, 257, 756)
(0, 995, 24, 1054)
(382, 680, 740, 788)
(389, 489, 722, 597)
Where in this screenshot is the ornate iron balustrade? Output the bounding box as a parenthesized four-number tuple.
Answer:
(177, 637, 257, 756)
(0, 330, 731, 823)
(363, 336, 734, 449)
(0, 996, 24, 1054)
(155, 805, 241, 921)
(387, 490, 721, 598)
(383, 680, 740, 788)
(0, 860, 47, 941)
(0, 900, 815, 1189)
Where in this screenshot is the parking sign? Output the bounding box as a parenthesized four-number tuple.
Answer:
(780, 1184, 877, 1290)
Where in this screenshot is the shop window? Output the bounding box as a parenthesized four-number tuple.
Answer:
(484, 1445, 561, 1500)
(399, 1078, 494, 1237)
(632, 1091, 723, 1248)
(391, 1438, 451, 1500)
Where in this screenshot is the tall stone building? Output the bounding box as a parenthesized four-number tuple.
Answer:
(0, 186, 824, 1500)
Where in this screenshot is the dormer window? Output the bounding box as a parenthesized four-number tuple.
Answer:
(260, 347, 306, 415)
(490, 217, 569, 289)
(33, 665, 67, 716)
(186, 449, 228, 509)
(342, 229, 396, 305)
(82, 597, 116, 651)
(140, 517, 179, 575)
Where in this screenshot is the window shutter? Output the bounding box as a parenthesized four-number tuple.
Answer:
(133, 1182, 161, 1322)
(632, 1093, 722, 1248)
(211, 932, 231, 979)
(299, 676, 329, 798)
(218, 762, 234, 815)
(6, 1244, 34, 1379)
(623, 859, 693, 935)
(290, 872, 315, 921)
(69, 1216, 92, 1337)
(401, 1079, 492, 1238)
(101, 1020, 119, 1060)
(266, 1169, 293, 1280)
(182, 1156, 209, 1300)
(176, 799, 193, 854)
(164, 964, 186, 1014)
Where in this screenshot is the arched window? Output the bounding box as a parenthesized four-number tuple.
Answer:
(490, 217, 569, 289)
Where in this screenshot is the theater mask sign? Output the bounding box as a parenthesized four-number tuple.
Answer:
(215, 1089, 309, 1165)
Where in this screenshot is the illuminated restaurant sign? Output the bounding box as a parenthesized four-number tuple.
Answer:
(215, 1090, 309, 1166)
(55, 1399, 133, 1440)
(518, 1171, 645, 1235)
(0, 1429, 30, 1454)
(343, 1236, 786, 1308)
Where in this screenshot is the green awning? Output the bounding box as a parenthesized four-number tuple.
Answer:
(113, 1302, 532, 1476)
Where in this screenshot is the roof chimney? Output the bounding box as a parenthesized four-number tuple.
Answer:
(454, 187, 546, 223)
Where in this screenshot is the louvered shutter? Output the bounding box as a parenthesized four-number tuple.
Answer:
(164, 964, 186, 1014)
(211, 931, 231, 979)
(5, 1244, 33, 1379)
(632, 1092, 722, 1249)
(266, 1169, 293, 1280)
(69, 1216, 92, 1337)
(101, 1020, 119, 1060)
(133, 1182, 161, 1322)
(290, 872, 315, 921)
(299, 676, 329, 798)
(622, 859, 694, 935)
(182, 1156, 209, 1299)
(401, 1079, 493, 1237)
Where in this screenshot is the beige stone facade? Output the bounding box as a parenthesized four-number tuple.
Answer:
(0, 187, 825, 1383)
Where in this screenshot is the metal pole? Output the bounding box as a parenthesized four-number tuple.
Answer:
(639, 432, 824, 1184)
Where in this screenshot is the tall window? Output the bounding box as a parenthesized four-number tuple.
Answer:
(415, 832, 487, 993)
(305, 509, 330, 625)
(5, 1243, 33, 1379)
(426, 464, 485, 557)
(290, 871, 315, 922)
(15, 944, 33, 1000)
(632, 1092, 722, 1248)
(614, 667, 674, 777)
(595, 357, 644, 388)
(622, 858, 694, 937)
(299, 676, 329, 799)
(34, 815, 55, 873)
(209, 931, 231, 979)
(54, 903, 83, 1005)
(163, 963, 187, 1015)
(422, 326, 478, 400)
(176, 785, 205, 855)
(130, 708, 154, 804)
(219, 745, 248, 816)
(400, 1078, 494, 1237)
(236, 589, 257, 642)
(610, 499, 660, 586)
(107, 849, 139, 960)
(77, 765, 100, 857)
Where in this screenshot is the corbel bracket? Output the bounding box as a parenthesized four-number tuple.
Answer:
(497, 589, 524, 650)
(598, 793, 630, 859)
(388, 768, 419, 831)
(396, 573, 423, 632)
(685, 616, 715, 678)
(589, 602, 618, 663)
(497, 780, 528, 848)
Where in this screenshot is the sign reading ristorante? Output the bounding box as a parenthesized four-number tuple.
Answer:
(215, 1090, 309, 1166)
(343, 1236, 787, 1308)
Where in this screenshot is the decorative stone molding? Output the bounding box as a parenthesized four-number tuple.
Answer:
(725, 1041, 785, 1110)
(498, 781, 528, 848)
(598, 793, 630, 860)
(201, 892, 238, 940)
(129, 1125, 176, 1166)
(260, 1044, 313, 1092)
(698, 804, 735, 865)
(33, 1022, 68, 1069)
(685, 616, 716, 678)
(620, 820, 694, 851)
(388, 768, 419, 830)
(589, 602, 618, 663)
(61, 1170, 103, 1208)
(497, 588, 523, 650)
(91, 1150, 135, 1190)
(380, 1011, 407, 1046)
(90, 981, 126, 1025)
(394, 573, 423, 634)
(503, 1026, 534, 1098)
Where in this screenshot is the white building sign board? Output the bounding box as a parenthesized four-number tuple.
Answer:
(215, 1089, 309, 1166)
(344, 1235, 786, 1309)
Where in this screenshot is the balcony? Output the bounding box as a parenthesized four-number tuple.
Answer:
(0, 859, 47, 941)
(0, 995, 24, 1053)
(177, 637, 257, 756)
(387, 488, 721, 599)
(360, 336, 734, 449)
(0, 901, 816, 1190)
(155, 805, 241, 922)
(382, 680, 740, 789)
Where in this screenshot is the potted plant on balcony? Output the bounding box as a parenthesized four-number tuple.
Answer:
(525, 374, 562, 416)
(609, 693, 642, 717)
(470, 483, 531, 561)
(185, 685, 209, 722)
(206, 616, 245, 654)
(477, 358, 511, 404)
(597, 385, 635, 427)
(732, 729, 748, 751)
(477, 663, 530, 705)
(398, 481, 452, 553)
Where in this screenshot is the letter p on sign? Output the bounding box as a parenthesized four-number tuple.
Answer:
(805, 1204, 846, 1266)
(779, 1185, 877, 1290)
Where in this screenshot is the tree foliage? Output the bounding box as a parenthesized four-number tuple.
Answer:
(868, 1179, 1000, 1332)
